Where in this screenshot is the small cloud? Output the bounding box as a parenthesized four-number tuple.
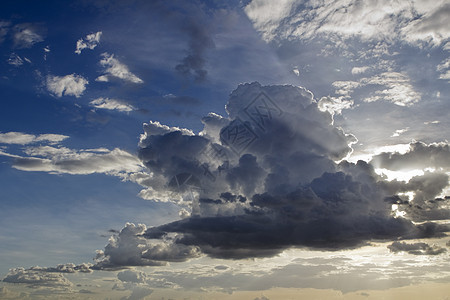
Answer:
(43, 45, 50, 60)
(12, 23, 44, 48)
(318, 96, 353, 118)
(97, 52, 143, 84)
(46, 74, 88, 98)
(7, 53, 24, 66)
(75, 31, 102, 54)
(437, 58, 450, 82)
(388, 241, 447, 255)
(351, 66, 370, 75)
(292, 67, 300, 76)
(90, 97, 135, 112)
(391, 127, 409, 137)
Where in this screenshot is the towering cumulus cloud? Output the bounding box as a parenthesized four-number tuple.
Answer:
(113, 82, 448, 263)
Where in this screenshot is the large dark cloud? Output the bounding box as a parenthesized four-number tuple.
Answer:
(130, 82, 449, 261)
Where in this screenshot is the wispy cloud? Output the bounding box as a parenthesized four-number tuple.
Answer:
(96, 52, 143, 83)
(245, 0, 449, 47)
(0, 132, 68, 145)
(46, 74, 88, 98)
(332, 72, 421, 106)
(90, 97, 135, 112)
(12, 23, 44, 48)
(7, 53, 31, 66)
(75, 31, 102, 54)
(9, 146, 143, 176)
(0, 20, 10, 43)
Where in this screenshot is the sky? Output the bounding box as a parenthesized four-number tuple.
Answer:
(0, 0, 449, 299)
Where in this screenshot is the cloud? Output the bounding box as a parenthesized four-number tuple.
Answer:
(93, 223, 201, 269)
(0, 21, 10, 43)
(317, 96, 353, 120)
(388, 241, 447, 255)
(117, 270, 148, 284)
(90, 97, 135, 112)
(30, 263, 93, 274)
(245, 0, 449, 47)
(8, 146, 144, 176)
(129, 82, 446, 260)
(12, 23, 45, 48)
(332, 72, 421, 106)
(174, 16, 215, 82)
(0, 132, 69, 145)
(7, 53, 31, 66)
(75, 31, 102, 54)
(116, 269, 179, 289)
(97, 52, 143, 83)
(371, 141, 450, 171)
(351, 66, 370, 75)
(2, 267, 73, 289)
(122, 285, 153, 300)
(437, 57, 450, 82)
(401, 2, 450, 47)
(391, 128, 409, 137)
(244, 0, 298, 42)
(46, 74, 88, 98)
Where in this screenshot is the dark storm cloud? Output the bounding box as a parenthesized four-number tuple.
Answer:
(388, 241, 447, 255)
(127, 82, 449, 262)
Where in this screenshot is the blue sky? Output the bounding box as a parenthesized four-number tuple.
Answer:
(0, 0, 449, 299)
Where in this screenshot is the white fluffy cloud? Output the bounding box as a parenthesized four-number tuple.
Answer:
(75, 31, 102, 54)
(318, 96, 353, 119)
(90, 97, 135, 112)
(0, 132, 68, 145)
(96, 52, 143, 83)
(46, 74, 88, 98)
